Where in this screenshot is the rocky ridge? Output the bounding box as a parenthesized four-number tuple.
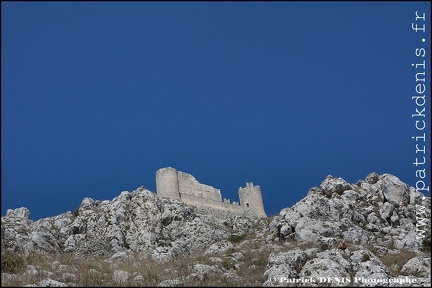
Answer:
(1, 172, 431, 287)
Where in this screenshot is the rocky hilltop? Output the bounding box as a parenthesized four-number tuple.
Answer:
(1, 173, 431, 287)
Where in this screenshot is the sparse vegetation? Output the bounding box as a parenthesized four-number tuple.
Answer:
(1, 251, 26, 274)
(320, 242, 330, 251)
(229, 233, 247, 243)
(297, 241, 317, 250)
(421, 234, 431, 253)
(379, 249, 418, 277)
(71, 206, 80, 217)
(0, 244, 274, 287)
(361, 253, 370, 262)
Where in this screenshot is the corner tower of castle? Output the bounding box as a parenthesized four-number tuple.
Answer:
(238, 182, 267, 218)
(155, 167, 180, 200)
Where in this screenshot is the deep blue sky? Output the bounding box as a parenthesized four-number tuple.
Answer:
(2, 2, 431, 220)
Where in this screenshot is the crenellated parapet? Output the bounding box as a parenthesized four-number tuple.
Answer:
(155, 167, 267, 218)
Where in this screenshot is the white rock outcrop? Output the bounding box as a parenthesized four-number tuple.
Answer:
(1, 172, 430, 287)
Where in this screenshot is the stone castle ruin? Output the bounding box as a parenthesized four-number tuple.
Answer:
(156, 167, 267, 218)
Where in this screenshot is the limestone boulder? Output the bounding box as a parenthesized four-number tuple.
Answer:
(400, 257, 431, 277)
(204, 240, 234, 255)
(158, 279, 184, 287)
(189, 263, 223, 281)
(299, 250, 352, 286)
(6, 207, 30, 219)
(264, 248, 308, 282)
(349, 249, 391, 279)
(379, 202, 395, 223)
(37, 279, 68, 287)
(380, 174, 410, 207)
(365, 172, 380, 184)
(320, 176, 353, 197)
(112, 269, 130, 283)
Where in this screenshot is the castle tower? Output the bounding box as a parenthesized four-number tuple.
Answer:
(156, 167, 180, 200)
(238, 182, 267, 218)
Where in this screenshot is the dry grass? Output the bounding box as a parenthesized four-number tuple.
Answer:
(379, 249, 419, 277)
(3, 236, 425, 286)
(1, 244, 273, 287)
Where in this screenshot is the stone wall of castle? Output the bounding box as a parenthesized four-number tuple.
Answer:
(155, 167, 267, 218)
(177, 171, 222, 203)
